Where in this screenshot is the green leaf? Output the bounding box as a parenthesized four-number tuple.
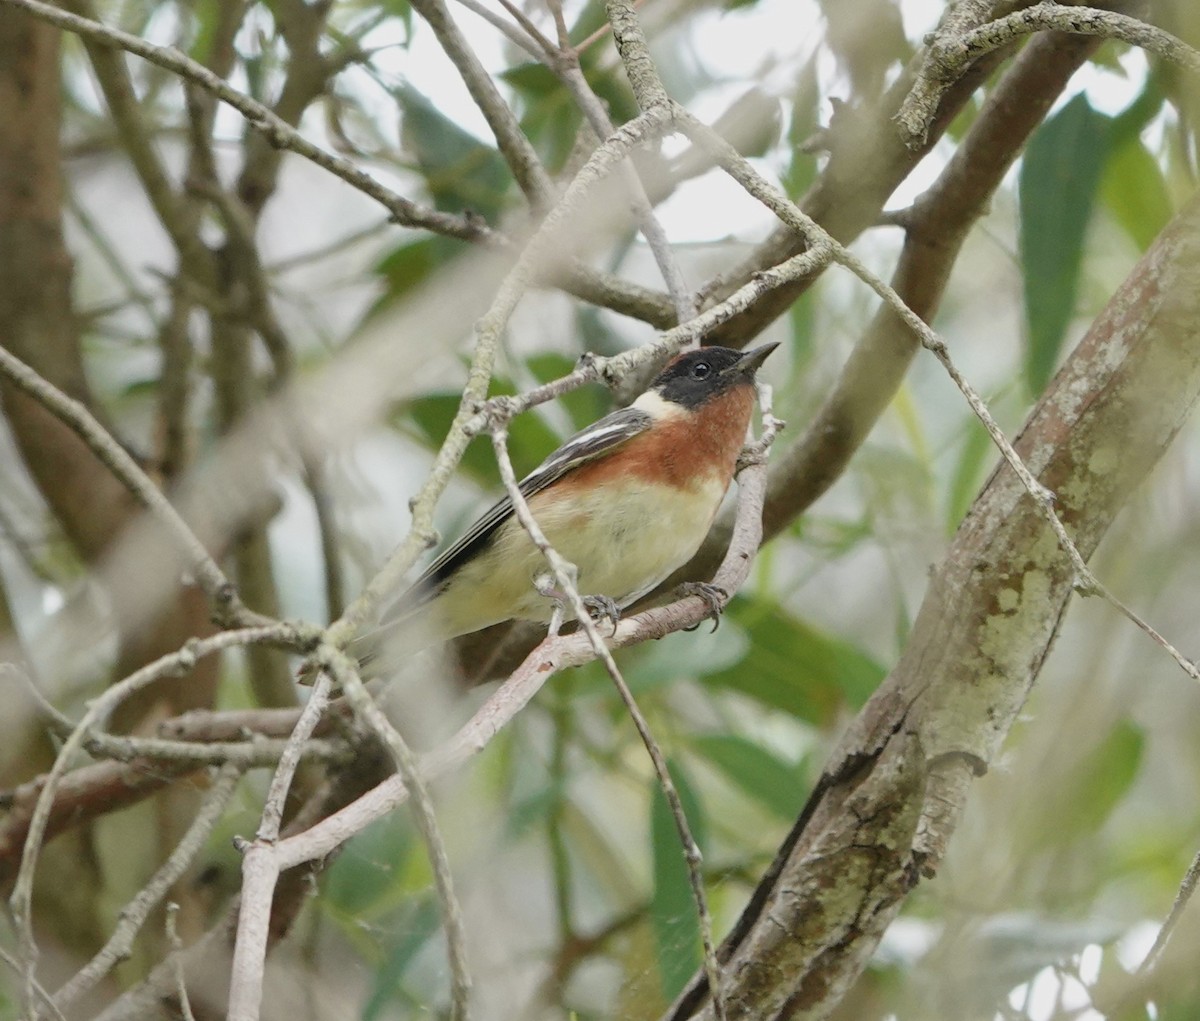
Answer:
(403, 394, 495, 485)
(396, 83, 510, 219)
(188, 2, 222, 63)
(324, 815, 415, 918)
(782, 58, 820, 200)
(501, 62, 582, 172)
(1101, 137, 1172, 251)
(381, 0, 414, 44)
(691, 734, 804, 819)
(525, 353, 611, 431)
(703, 599, 886, 723)
(401, 375, 562, 485)
(1018, 94, 1112, 394)
(1109, 74, 1165, 148)
(360, 898, 440, 1020)
(372, 235, 461, 314)
(625, 623, 750, 693)
(506, 780, 561, 838)
(1023, 718, 1144, 853)
(650, 761, 706, 1001)
(1062, 719, 1145, 839)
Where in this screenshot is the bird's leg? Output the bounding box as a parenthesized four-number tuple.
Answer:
(534, 572, 568, 636)
(534, 572, 622, 636)
(676, 581, 728, 633)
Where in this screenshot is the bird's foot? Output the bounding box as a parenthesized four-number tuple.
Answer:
(582, 594, 621, 636)
(677, 582, 728, 633)
(534, 573, 620, 636)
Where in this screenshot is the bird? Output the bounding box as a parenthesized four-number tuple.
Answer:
(353, 342, 777, 668)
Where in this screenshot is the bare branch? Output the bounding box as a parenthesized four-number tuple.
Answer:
(0, 944, 62, 1021)
(231, 649, 472, 1021)
(899, 2, 1199, 142)
(757, 24, 1106, 541)
(545, 0, 695, 320)
(605, 0, 669, 110)
(6, 626, 297, 1017)
(674, 102, 1200, 685)
(164, 904, 197, 1021)
(410, 0, 553, 209)
(490, 425, 725, 1017)
(4, 0, 681, 328)
(665, 188, 1200, 1021)
(452, 0, 547, 59)
(1137, 843, 1200, 976)
(331, 651, 472, 1021)
(0, 342, 253, 625)
(226, 669, 337, 1021)
(50, 765, 243, 1016)
(0, 0, 490, 241)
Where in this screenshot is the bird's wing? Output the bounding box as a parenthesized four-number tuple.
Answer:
(382, 404, 654, 618)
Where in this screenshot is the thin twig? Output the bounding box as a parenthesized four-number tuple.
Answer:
(750, 22, 1104, 546)
(256, 674, 334, 845)
(489, 426, 727, 1021)
(230, 648, 472, 1021)
(62, 0, 208, 268)
(672, 102, 1200, 686)
(196, 170, 349, 624)
(452, 0, 547, 59)
(326, 106, 672, 651)
(325, 649, 473, 1021)
(50, 765, 243, 1016)
(165, 903, 197, 1021)
(604, 0, 669, 110)
(263, 402, 779, 880)
(458, 241, 832, 443)
(545, 0, 695, 321)
(7, 626, 295, 1019)
(898, 3, 1200, 143)
(0, 944, 64, 1021)
(225, 667, 335, 1021)
(0, 0, 491, 242)
(266, 218, 392, 273)
(409, 0, 554, 208)
(1137, 842, 1200, 975)
(7, 0, 681, 328)
(0, 342, 253, 624)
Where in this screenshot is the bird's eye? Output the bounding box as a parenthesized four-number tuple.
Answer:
(690, 361, 711, 380)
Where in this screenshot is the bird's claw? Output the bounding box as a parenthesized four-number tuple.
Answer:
(677, 582, 728, 633)
(582, 594, 622, 635)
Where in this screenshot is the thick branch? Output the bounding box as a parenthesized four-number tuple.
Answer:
(665, 191, 1200, 1021)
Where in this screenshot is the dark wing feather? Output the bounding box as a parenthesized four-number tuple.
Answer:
(380, 404, 654, 620)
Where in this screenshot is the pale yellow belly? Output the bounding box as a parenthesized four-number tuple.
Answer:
(431, 477, 728, 638)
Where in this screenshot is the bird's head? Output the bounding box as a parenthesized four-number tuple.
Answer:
(645, 343, 778, 413)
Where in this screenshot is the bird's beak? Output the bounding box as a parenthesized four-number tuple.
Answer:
(724, 341, 779, 377)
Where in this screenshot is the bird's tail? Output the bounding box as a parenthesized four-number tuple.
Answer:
(296, 605, 438, 687)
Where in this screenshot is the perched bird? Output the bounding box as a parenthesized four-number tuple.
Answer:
(356, 343, 777, 665)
